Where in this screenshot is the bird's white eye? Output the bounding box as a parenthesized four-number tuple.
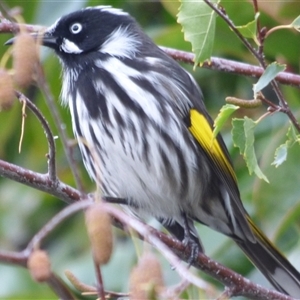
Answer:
(70, 23, 82, 34)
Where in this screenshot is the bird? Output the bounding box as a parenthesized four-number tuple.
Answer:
(7, 6, 300, 297)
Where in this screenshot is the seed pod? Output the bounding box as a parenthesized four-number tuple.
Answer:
(0, 69, 15, 110)
(27, 250, 51, 282)
(85, 204, 113, 265)
(129, 252, 164, 299)
(225, 96, 262, 108)
(13, 31, 39, 88)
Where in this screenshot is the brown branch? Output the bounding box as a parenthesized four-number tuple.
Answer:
(0, 19, 43, 33)
(1, 21, 300, 88)
(46, 274, 76, 300)
(160, 47, 300, 88)
(16, 91, 57, 181)
(0, 250, 27, 266)
(0, 159, 80, 203)
(26, 200, 91, 252)
(94, 261, 106, 300)
(0, 193, 295, 299)
(163, 46, 300, 132)
(106, 204, 294, 300)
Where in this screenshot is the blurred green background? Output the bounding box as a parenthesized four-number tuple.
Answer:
(0, 0, 300, 298)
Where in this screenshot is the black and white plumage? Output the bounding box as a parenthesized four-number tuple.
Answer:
(46, 7, 218, 233)
(19, 6, 300, 296)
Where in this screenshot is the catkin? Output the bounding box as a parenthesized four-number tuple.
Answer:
(13, 31, 39, 88)
(0, 69, 15, 110)
(85, 204, 113, 265)
(129, 252, 164, 299)
(27, 250, 51, 282)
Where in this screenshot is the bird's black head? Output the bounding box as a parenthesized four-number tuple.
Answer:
(41, 6, 140, 58)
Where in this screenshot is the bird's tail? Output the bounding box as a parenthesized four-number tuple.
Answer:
(236, 217, 300, 298)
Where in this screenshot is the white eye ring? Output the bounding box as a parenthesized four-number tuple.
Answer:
(70, 23, 82, 34)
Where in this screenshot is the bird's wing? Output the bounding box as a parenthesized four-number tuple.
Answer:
(166, 68, 255, 241)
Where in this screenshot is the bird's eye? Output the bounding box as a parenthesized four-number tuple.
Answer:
(70, 23, 82, 34)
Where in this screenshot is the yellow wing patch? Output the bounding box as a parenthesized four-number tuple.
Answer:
(188, 109, 237, 184)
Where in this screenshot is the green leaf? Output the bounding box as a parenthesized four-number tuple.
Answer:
(253, 62, 286, 94)
(232, 118, 246, 154)
(272, 124, 300, 167)
(291, 15, 300, 32)
(232, 117, 269, 182)
(272, 143, 288, 168)
(213, 104, 239, 138)
(235, 12, 260, 45)
(244, 117, 269, 182)
(177, 0, 216, 67)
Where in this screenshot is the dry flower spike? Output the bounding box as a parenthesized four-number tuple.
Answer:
(27, 249, 52, 282)
(129, 252, 164, 300)
(85, 203, 113, 265)
(12, 31, 39, 88)
(0, 69, 15, 110)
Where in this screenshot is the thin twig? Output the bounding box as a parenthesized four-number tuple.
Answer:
(0, 250, 27, 266)
(16, 91, 57, 181)
(46, 273, 76, 300)
(65, 270, 130, 297)
(203, 0, 263, 66)
(94, 261, 106, 300)
(25, 200, 91, 254)
(252, 0, 264, 54)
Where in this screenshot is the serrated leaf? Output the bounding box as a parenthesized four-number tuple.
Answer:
(213, 104, 239, 138)
(272, 124, 300, 167)
(253, 62, 286, 94)
(291, 15, 300, 32)
(232, 118, 246, 154)
(177, 0, 216, 66)
(244, 117, 269, 182)
(236, 12, 260, 45)
(272, 143, 288, 168)
(232, 117, 269, 182)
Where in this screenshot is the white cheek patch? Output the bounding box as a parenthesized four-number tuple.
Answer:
(100, 26, 141, 58)
(61, 38, 83, 54)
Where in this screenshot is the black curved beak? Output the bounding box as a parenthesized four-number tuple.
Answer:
(5, 32, 58, 49)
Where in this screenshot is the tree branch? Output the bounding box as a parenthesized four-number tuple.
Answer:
(160, 47, 300, 88)
(0, 198, 294, 299)
(16, 91, 57, 181)
(0, 159, 80, 203)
